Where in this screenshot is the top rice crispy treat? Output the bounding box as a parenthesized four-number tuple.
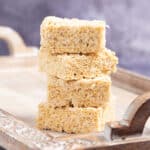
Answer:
(41, 16, 106, 54)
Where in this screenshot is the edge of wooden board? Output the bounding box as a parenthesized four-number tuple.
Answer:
(112, 68, 150, 94)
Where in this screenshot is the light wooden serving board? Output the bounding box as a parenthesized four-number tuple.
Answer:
(0, 55, 150, 150)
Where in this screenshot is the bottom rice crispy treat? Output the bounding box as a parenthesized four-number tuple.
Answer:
(36, 101, 115, 133)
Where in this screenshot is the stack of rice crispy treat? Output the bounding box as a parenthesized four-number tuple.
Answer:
(37, 16, 118, 134)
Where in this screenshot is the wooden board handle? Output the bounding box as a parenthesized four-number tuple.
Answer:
(0, 26, 38, 55)
(105, 92, 150, 140)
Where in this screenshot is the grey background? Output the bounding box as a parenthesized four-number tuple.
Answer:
(0, 0, 150, 76)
